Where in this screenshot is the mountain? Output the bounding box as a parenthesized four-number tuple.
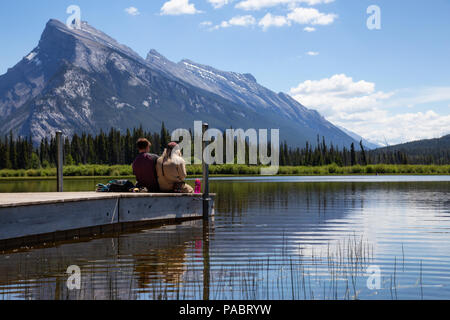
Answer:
(336, 125, 382, 150)
(369, 134, 450, 164)
(0, 19, 359, 148)
(373, 134, 450, 153)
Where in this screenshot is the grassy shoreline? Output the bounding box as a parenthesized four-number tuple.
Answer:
(0, 164, 449, 180)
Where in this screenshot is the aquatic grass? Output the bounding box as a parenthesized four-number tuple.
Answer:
(53, 240, 427, 301)
(110, 238, 427, 301)
(6, 234, 417, 300)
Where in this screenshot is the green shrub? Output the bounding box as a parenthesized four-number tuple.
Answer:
(365, 165, 375, 174)
(25, 169, 41, 177)
(1, 164, 449, 178)
(373, 164, 386, 174)
(350, 165, 363, 174)
(414, 166, 424, 174)
(327, 164, 339, 174)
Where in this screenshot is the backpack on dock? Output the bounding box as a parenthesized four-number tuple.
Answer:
(96, 180, 135, 193)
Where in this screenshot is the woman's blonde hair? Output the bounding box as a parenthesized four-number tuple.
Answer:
(162, 145, 184, 165)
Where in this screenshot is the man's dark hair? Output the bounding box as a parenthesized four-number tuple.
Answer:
(137, 138, 151, 151)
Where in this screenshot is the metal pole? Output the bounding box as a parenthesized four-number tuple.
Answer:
(202, 123, 209, 219)
(202, 218, 210, 300)
(56, 131, 63, 192)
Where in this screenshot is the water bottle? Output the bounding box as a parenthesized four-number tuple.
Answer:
(194, 179, 202, 194)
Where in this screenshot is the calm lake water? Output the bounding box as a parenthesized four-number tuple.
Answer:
(0, 176, 449, 300)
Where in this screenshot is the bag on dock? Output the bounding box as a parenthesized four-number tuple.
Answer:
(96, 180, 135, 193)
(173, 182, 194, 194)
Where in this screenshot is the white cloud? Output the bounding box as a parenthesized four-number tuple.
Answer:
(160, 0, 202, 15)
(306, 51, 319, 56)
(304, 26, 316, 32)
(259, 13, 291, 31)
(386, 87, 450, 107)
(208, 0, 229, 9)
(291, 74, 375, 96)
(200, 21, 213, 27)
(236, 0, 334, 11)
(125, 7, 140, 16)
(350, 111, 450, 145)
(287, 7, 337, 25)
(214, 15, 257, 29)
(255, 6, 337, 30)
(289, 74, 450, 145)
(227, 15, 257, 26)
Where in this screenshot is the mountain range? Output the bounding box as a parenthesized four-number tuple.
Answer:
(0, 19, 363, 148)
(372, 134, 450, 156)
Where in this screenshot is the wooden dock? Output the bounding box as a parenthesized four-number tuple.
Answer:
(0, 192, 215, 248)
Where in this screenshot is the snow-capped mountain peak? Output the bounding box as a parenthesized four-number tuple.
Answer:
(0, 19, 360, 148)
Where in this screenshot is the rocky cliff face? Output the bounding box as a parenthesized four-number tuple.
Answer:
(0, 19, 358, 147)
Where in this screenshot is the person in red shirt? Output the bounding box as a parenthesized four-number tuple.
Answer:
(132, 138, 160, 192)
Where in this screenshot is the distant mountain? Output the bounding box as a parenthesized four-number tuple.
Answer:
(336, 125, 382, 150)
(370, 134, 450, 163)
(374, 134, 450, 153)
(0, 19, 359, 148)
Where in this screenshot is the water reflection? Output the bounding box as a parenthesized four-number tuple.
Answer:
(0, 221, 207, 300)
(0, 179, 449, 300)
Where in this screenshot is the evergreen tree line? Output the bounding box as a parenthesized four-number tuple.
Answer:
(280, 137, 450, 166)
(0, 124, 171, 170)
(0, 125, 449, 170)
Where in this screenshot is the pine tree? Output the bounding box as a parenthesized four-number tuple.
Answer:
(350, 143, 356, 166)
(0, 138, 7, 169)
(71, 134, 82, 164)
(9, 132, 17, 169)
(360, 140, 368, 166)
(160, 122, 170, 152)
(31, 152, 41, 169)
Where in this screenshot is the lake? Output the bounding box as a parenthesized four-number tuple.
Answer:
(0, 176, 449, 300)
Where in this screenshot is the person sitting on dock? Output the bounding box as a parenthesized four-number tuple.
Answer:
(156, 142, 194, 194)
(132, 138, 160, 193)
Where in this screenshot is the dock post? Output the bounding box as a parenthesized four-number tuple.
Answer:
(202, 218, 210, 300)
(202, 123, 210, 219)
(56, 131, 63, 192)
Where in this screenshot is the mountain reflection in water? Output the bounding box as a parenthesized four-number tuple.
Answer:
(0, 178, 449, 300)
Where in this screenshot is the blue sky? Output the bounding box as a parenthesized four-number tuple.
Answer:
(0, 0, 449, 145)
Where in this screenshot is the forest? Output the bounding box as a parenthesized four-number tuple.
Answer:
(0, 123, 449, 171)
